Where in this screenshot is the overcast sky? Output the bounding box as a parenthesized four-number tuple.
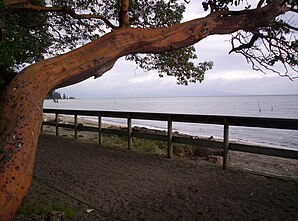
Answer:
(58, 1, 298, 98)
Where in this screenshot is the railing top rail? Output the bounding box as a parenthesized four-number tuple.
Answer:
(43, 108, 298, 130)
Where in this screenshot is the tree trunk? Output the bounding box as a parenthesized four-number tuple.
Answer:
(0, 75, 44, 220)
(0, 2, 289, 219)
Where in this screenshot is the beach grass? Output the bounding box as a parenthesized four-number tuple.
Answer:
(17, 202, 76, 219)
(99, 134, 199, 157)
(98, 134, 168, 154)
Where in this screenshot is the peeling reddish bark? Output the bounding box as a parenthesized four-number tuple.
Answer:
(0, 1, 290, 219)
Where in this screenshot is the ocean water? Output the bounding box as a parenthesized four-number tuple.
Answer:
(44, 95, 298, 150)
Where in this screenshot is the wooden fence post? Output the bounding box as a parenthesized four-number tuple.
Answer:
(223, 118, 229, 170)
(74, 113, 78, 139)
(98, 113, 102, 145)
(55, 113, 59, 136)
(41, 121, 43, 133)
(128, 114, 132, 150)
(168, 116, 173, 159)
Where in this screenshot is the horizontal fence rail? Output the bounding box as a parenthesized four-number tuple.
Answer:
(42, 108, 298, 169)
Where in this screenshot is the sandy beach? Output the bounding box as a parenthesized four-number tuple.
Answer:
(13, 114, 298, 220)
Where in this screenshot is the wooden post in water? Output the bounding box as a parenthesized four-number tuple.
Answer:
(128, 114, 132, 150)
(168, 116, 173, 159)
(98, 113, 102, 145)
(223, 118, 229, 170)
(74, 113, 78, 139)
(55, 113, 59, 136)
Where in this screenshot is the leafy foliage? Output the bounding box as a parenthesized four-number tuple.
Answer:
(1, 0, 211, 86)
(0, 0, 52, 92)
(125, 1, 213, 85)
(129, 0, 186, 28)
(40, 0, 187, 52)
(127, 47, 213, 85)
(202, 0, 246, 12)
(0, 0, 297, 88)
(0, 0, 52, 70)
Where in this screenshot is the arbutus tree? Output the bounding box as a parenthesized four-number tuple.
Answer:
(0, 0, 297, 219)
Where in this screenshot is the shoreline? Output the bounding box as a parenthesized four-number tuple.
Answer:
(42, 113, 298, 180)
(45, 113, 298, 151)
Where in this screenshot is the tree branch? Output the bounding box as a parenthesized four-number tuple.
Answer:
(5, 1, 118, 29)
(34, 0, 293, 88)
(119, 0, 130, 28)
(257, 0, 265, 8)
(229, 22, 297, 80)
(290, 8, 298, 13)
(3, 0, 27, 5)
(229, 33, 260, 54)
(283, 22, 298, 31)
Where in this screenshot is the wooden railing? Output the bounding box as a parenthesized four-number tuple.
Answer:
(42, 108, 298, 169)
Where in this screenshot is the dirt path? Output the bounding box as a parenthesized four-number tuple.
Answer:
(14, 134, 298, 220)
